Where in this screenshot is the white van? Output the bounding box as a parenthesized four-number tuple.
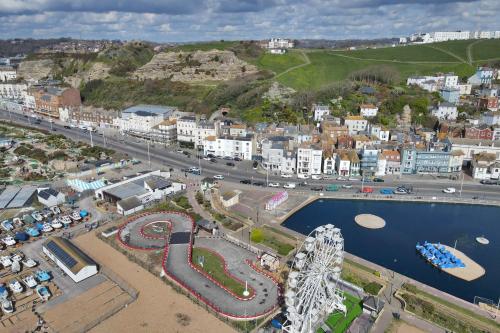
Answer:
(283, 182, 296, 189)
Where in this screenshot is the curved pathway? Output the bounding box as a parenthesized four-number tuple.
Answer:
(117, 211, 280, 319)
(275, 50, 311, 79)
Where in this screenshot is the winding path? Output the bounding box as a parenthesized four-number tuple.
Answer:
(275, 50, 311, 79)
(117, 211, 280, 319)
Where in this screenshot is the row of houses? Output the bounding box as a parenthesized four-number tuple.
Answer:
(400, 30, 500, 44)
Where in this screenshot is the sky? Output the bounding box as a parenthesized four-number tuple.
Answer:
(0, 0, 499, 42)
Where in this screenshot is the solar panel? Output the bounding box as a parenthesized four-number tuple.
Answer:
(46, 240, 78, 268)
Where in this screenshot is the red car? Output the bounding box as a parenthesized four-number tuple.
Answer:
(360, 186, 374, 193)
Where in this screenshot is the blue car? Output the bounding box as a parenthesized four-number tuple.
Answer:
(380, 188, 394, 195)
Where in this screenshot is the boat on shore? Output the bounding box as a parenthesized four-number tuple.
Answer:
(416, 241, 465, 269)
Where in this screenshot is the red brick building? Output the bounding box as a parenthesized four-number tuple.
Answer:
(464, 125, 493, 140)
(31, 86, 81, 118)
(477, 97, 499, 112)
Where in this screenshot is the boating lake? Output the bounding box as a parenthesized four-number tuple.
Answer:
(282, 199, 500, 302)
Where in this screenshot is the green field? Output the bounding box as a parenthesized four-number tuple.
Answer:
(335, 44, 458, 62)
(430, 40, 475, 62)
(256, 50, 307, 75)
(251, 39, 500, 90)
(192, 247, 246, 296)
(174, 41, 239, 52)
(318, 293, 363, 333)
(471, 39, 500, 61)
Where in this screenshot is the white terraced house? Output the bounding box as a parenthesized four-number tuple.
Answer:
(296, 145, 322, 176)
(203, 135, 255, 160)
(0, 83, 27, 101)
(0, 66, 16, 82)
(359, 104, 378, 117)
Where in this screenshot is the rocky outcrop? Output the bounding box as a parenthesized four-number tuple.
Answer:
(64, 62, 111, 88)
(17, 59, 54, 81)
(133, 50, 257, 82)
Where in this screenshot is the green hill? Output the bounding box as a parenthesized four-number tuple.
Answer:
(256, 39, 500, 90)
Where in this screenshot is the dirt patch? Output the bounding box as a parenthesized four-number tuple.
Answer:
(73, 232, 235, 333)
(43, 279, 132, 333)
(17, 59, 54, 81)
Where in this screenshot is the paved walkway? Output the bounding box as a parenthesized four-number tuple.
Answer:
(117, 212, 279, 319)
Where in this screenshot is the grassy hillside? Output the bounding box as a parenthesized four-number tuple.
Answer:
(335, 44, 458, 62)
(275, 51, 474, 90)
(173, 41, 239, 52)
(471, 39, 500, 61)
(256, 50, 307, 75)
(429, 40, 473, 62)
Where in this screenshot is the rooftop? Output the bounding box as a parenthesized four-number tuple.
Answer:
(117, 196, 143, 211)
(43, 236, 97, 275)
(122, 104, 177, 116)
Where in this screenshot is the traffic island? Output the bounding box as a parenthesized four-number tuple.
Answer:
(354, 214, 386, 229)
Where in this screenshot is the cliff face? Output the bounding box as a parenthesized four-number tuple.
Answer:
(133, 50, 258, 82)
(17, 59, 54, 81)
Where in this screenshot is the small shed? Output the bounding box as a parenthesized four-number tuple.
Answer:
(220, 190, 240, 208)
(37, 188, 66, 207)
(200, 177, 216, 191)
(196, 219, 218, 234)
(260, 253, 280, 272)
(362, 295, 384, 316)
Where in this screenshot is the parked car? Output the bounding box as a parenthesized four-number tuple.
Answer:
(210, 158, 217, 163)
(213, 175, 224, 180)
(360, 186, 374, 193)
(63, 125, 71, 129)
(297, 174, 309, 179)
(283, 182, 296, 189)
(268, 182, 280, 188)
(176, 149, 184, 154)
(252, 181, 265, 187)
(380, 188, 393, 195)
(310, 186, 324, 191)
(233, 157, 242, 162)
(239, 179, 252, 184)
(311, 175, 322, 180)
(281, 173, 292, 178)
(223, 156, 233, 160)
(348, 177, 359, 181)
(226, 162, 235, 167)
(373, 178, 385, 182)
(336, 176, 347, 181)
(203, 156, 211, 161)
(341, 184, 353, 189)
(443, 187, 456, 194)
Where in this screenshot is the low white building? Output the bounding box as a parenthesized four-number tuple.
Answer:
(344, 116, 368, 135)
(0, 66, 16, 82)
(312, 104, 330, 122)
(359, 104, 378, 117)
(368, 124, 390, 141)
(481, 112, 500, 126)
(457, 83, 472, 96)
(432, 102, 458, 121)
(37, 188, 66, 207)
(42, 237, 98, 283)
(471, 153, 500, 180)
(0, 83, 27, 101)
(297, 145, 322, 176)
(203, 135, 255, 160)
(115, 105, 176, 137)
(95, 170, 185, 215)
(448, 138, 500, 162)
(267, 38, 294, 49)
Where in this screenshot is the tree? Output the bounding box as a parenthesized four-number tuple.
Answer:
(250, 228, 264, 243)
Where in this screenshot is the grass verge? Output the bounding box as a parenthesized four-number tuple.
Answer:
(318, 292, 363, 333)
(192, 247, 246, 296)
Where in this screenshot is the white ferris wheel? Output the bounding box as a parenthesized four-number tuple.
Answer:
(282, 224, 346, 333)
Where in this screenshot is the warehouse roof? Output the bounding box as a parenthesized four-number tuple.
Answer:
(43, 237, 97, 275)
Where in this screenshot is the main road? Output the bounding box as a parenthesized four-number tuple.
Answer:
(1, 109, 499, 200)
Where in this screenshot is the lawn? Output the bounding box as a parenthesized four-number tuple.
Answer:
(430, 40, 475, 62)
(471, 38, 500, 61)
(277, 50, 475, 90)
(257, 50, 307, 75)
(334, 44, 458, 62)
(318, 292, 363, 333)
(192, 247, 246, 296)
(251, 227, 295, 255)
(174, 41, 239, 52)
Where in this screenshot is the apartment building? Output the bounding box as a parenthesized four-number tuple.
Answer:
(432, 102, 458, 121)
(31, 86, 81, 118)
(312, 104, 330, 122)
(0, 66, 16, 82)
(0, 83, 27, 101)
(114, 105, 176, 137)
(344, 116, 368, 135)
(203, 135, 255, 160)
(296, 144, 322, 176)
(360, 146, 379, 176)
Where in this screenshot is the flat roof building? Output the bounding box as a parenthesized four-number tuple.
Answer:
(42, 236, 98, 283)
